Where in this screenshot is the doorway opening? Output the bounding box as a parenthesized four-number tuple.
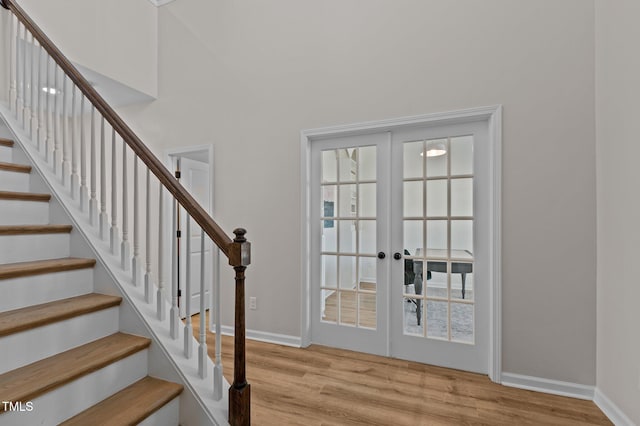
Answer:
(165, 145, 217, 320)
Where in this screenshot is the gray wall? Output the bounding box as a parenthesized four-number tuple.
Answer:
(595, 0, 640, 422)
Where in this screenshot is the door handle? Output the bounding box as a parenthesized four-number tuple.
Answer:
(393, 252, 402, 260)
(377, 252, 386, 259)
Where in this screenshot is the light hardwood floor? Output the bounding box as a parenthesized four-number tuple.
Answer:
(191, 315, 610, 425)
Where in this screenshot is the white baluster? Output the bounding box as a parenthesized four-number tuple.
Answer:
(89, 107, 98, 225)
(9, 15, 17, 115)
(62, 75, 70, 186)
(21, 24, 27, 126)
(170, 199, 179, 339)
(157, 185, 166, 320)
(198, 230, 207, 379)
(121, 143, 130, 270)
(71, 86, 80, 199)
(132, 157, 141, 285)
(213, 246, 223, 401)
(37, 45, 45, 153)
(184, 216, 193, 358)
(99, 118, 109, 239)
(79, 95, 89, 211)
(15, 21, 23, 122)
(110, 129, 120, 256)
(44, 56, 52, 164)
(53, 66, 61, 175)
(30, 34, 38, 139)
(145, 169, 153, 302)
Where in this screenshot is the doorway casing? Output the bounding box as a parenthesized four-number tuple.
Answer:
(164, 144, 219, 327)
(300, 106, 502, 382)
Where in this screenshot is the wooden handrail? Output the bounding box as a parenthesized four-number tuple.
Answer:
(1, 0, 234, 256)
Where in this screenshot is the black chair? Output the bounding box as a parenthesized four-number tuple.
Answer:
(403, 249, 428, 326)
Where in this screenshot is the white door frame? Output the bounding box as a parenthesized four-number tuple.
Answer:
(163, 145, 218, 321)
(300, 106, 502, 382)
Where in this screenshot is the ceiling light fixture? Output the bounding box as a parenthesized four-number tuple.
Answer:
(420, 141, 447, 157)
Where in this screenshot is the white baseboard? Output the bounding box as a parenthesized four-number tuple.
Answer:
(501, 372, 594, 400)
(594, 388, 636, 426)
(220, 325, 301, 348)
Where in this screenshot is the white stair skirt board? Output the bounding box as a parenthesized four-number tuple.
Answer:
(138, 397, 180, 426)
(0, 199, 49, 225)
(0, 269, 94, 312)
(0, 169, 30, 192)
(501, 372, 595, 400)
(0, 307, 119, 375)
(0, 146, 12, 162)
(0, 349, 148, 426)
(594, 388, 637, 426)
(0, 233, 70, 263)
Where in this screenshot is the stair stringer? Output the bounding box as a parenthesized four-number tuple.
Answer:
(0, 105, 229, 426)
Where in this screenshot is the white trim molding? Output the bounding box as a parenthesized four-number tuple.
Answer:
(594, 388, 637, 426)
(300, 106, 503, 381)
(501, 372, 595, 400)
(220, 326, 302, 348)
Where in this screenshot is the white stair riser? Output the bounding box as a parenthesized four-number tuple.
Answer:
(0, 349, 148, 426)
(0, 268, 94, 312)
(0, 233, 70, 263)
(0, 307, 120, 375)
(0, 146, 12, 162)
(0, 199, 49, 225)
(0, 170, 30, 192)
(138, 397, 180, 426)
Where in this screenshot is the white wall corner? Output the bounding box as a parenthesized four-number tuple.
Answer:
(594, 388, 637, 426)
(501, 372, 595, 400)
(147, 0, 176, 6)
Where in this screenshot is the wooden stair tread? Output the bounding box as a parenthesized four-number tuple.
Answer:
(0, 333, 150, 411)
(0, 224, 73, 235)
(0, 139, 13, 147)
(60, 377, 183, 425)
(0, 190, 50, 202)
(0, 162, 31, 174)
(0, 257, 95, 280)
(0, 293, 121, 337)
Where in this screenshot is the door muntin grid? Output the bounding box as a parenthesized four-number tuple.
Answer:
(402, 135, 475, 344)
(320, 146, 377, 329)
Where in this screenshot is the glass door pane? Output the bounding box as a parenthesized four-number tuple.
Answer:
(401, 136, 476, 343)
(320, 146, 378, 330)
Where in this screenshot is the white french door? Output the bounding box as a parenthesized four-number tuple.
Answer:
(309, 116, 492, 374)
(310, 132, 390, 355)
(389, 121, 489, 374)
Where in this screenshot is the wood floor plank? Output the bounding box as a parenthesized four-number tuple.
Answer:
(0, 190, 50, 202)
(0, 333, 150, 411)
(0, 257, 95, 280)
(190, 314, 611, 426)
(0, 162, 31, 173)
(0, 225, 73, 235)
(0, 294, 121, 337)
(60, 376, 183, 425)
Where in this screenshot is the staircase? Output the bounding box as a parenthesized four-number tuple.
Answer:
(0, 136, 184, 425)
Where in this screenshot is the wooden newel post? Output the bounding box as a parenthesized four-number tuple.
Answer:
(228, 228, 251, 426)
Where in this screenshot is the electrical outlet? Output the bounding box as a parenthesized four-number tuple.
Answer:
(249, 297, 257, 310)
